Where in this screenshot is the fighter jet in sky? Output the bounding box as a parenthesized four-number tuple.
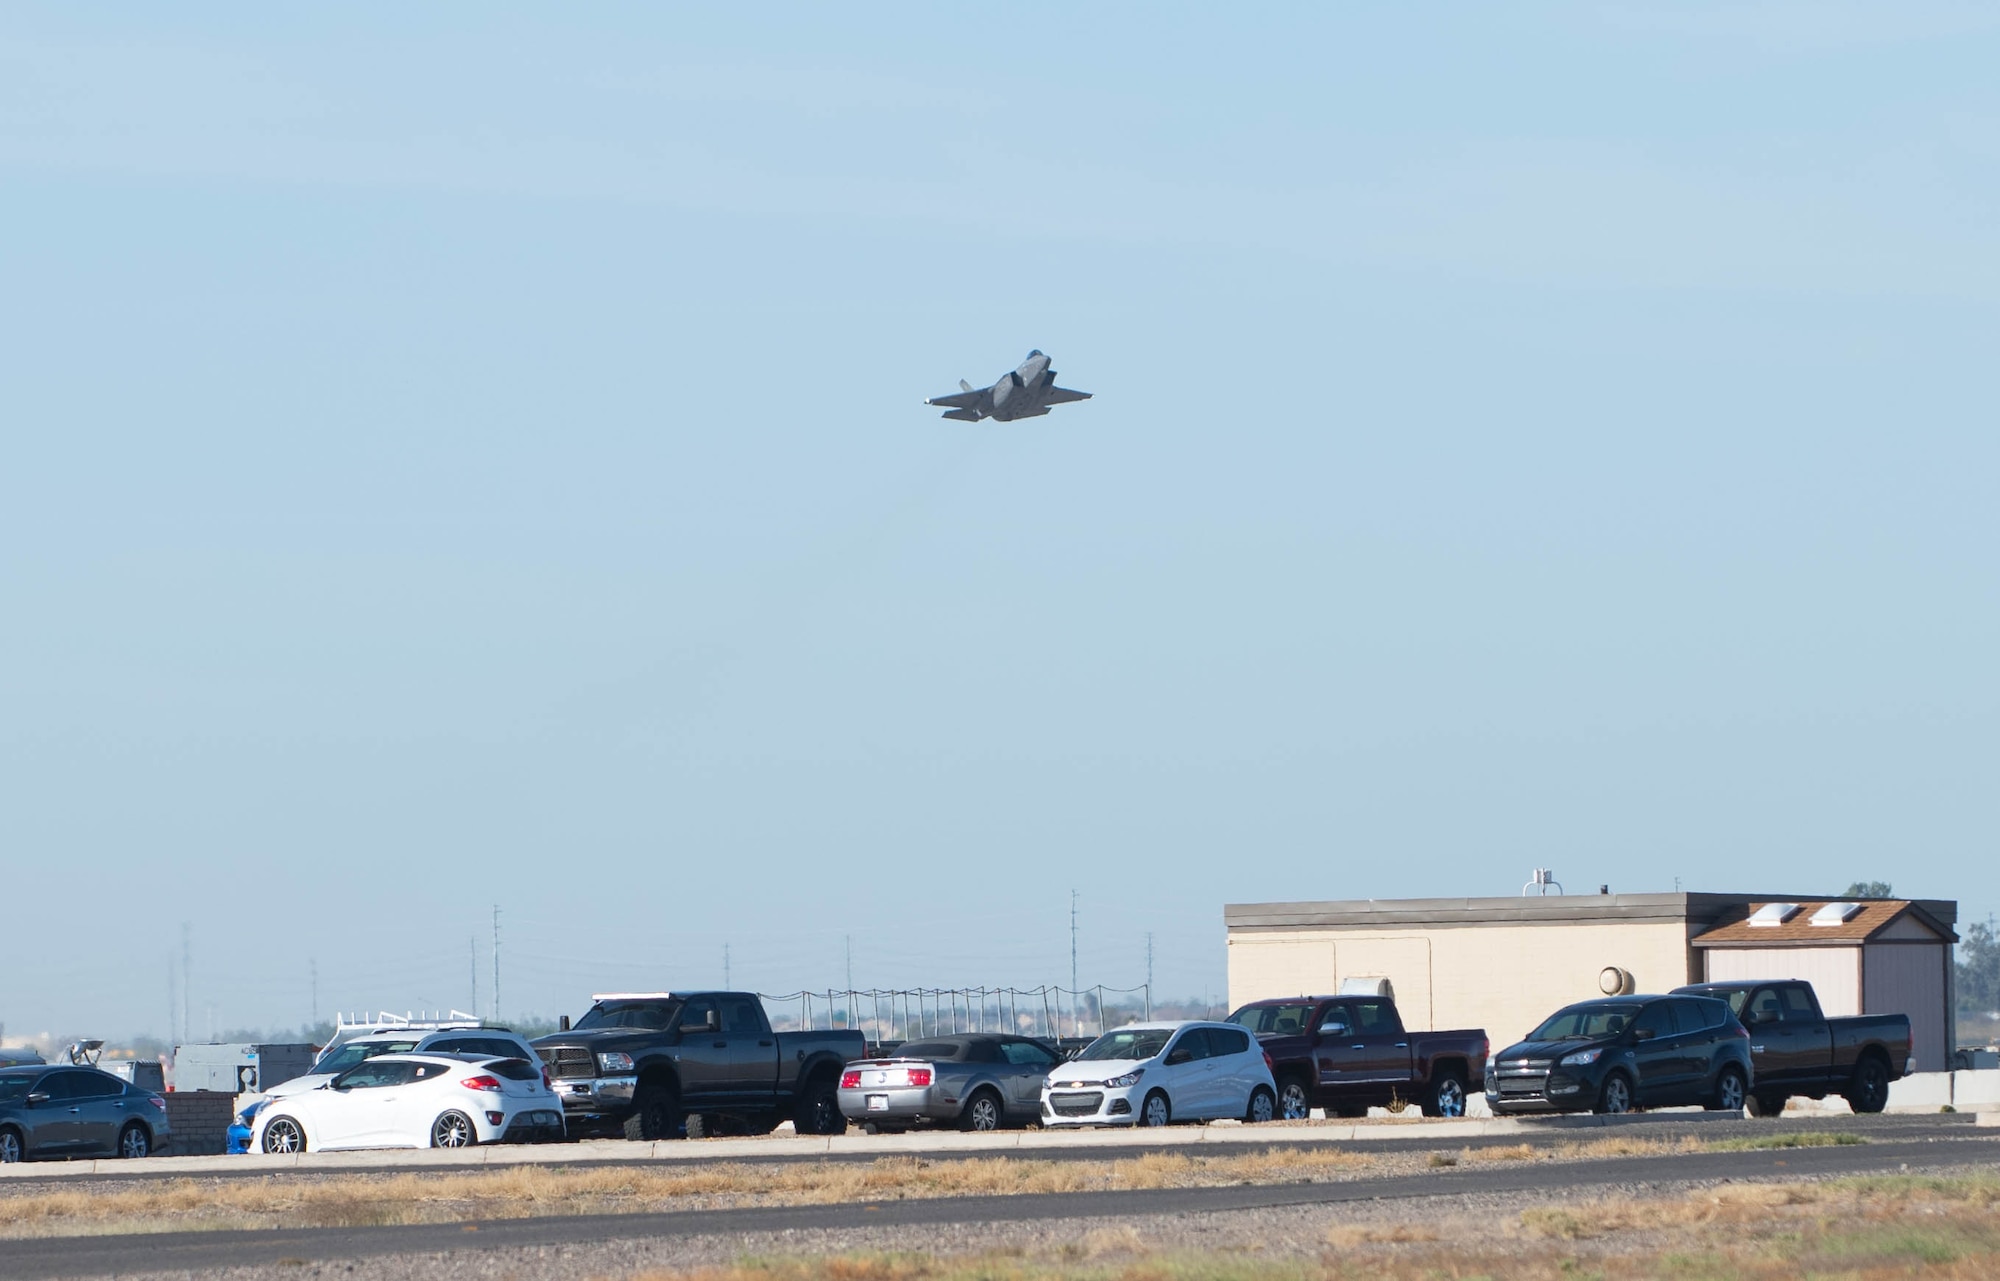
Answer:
(925, 350, 1091, 422)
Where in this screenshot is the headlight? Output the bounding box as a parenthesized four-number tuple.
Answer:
(598, 1052, 635, 1073)
(1559, 1048, 1604, 1067)
(1102, 1069, 1145, 1089)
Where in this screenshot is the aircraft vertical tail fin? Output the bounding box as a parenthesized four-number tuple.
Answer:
(960, 380, 973, 392)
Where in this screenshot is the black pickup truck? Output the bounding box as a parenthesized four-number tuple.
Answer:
(1227, 996, 1489, 1119)
(1672, 980, 1912, 1114)
(531, 991, 864, 1138)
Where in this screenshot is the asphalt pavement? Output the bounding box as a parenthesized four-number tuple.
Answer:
(1, 1133, 1995, 1279)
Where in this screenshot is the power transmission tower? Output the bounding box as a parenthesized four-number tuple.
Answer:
(844, 935, 854, 1027)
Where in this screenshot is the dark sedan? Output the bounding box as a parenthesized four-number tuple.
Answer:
(0, 1065, 173, 1161)
(1485, 995, 1753, 1115)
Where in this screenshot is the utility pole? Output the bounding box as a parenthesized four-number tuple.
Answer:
(166, 955, 178, 1047)
(724, 943, 732, 989)
(844, 935, 854, 1027)
(181, 924, 192, 1046)
(1146, 932, 1154, 1020)
(310, 958, 319, 1029)
(491, 905, 501, 1024)
(470, 938, 479, 1020)
(1070, 890, 1079, 1038)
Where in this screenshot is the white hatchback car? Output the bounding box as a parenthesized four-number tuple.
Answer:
(1042, 1021, 1277, 1128)
(251, 1054, 564, 1152)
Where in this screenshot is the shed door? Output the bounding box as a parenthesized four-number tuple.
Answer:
(1863, 943, 1946, 1074)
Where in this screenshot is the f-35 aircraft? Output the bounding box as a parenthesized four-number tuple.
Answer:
(925, 350, 1091, 422)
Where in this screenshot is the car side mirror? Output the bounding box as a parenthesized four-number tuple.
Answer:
(1748, 1009, 1776, 1026)
(1318, 1023, 1347, 1039)
(1632, 1029, 1655, 1042)
(25, 1092, 48, 1106)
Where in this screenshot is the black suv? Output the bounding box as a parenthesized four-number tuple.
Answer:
(1486, 994, 1753, 1115)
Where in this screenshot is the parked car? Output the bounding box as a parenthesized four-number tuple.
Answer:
(0, 1064, 172, 1162)
(251, 1053, 564, 1152)
(233, 1025, 545, 1149)
(1486, 994, 1752, 1115)
(1041, 1021, 1277, 1128)
(530, 991, 864, 1139)
(1228, 995, 1487, 1119)
(838, 1034, 1064, 1132)
(1671, 980, 1912, 1115)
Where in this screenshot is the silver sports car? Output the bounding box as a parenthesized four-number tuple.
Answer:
(837, 1035, 1064, 1133)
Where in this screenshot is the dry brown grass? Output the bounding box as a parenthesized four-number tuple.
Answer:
(0, 1146, 1378, 1240)
(622, 1173, 2000, 1281)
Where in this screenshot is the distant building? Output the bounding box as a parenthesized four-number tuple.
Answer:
(1225, 892, 1958, 1071)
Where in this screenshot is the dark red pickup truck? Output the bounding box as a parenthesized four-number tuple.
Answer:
(1226, 996, 1489, 1119)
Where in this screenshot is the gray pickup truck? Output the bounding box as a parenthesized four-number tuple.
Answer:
(1672, 979, 1912, 1114)
(531, 991, 864, 1139)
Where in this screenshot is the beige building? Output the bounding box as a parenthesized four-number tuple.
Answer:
(1225, 893, 1958, 1071)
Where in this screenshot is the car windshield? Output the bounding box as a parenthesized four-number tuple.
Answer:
(1529, 1004, 1643, 1041)
(1228, 1003, 1319, 1036)
(572, 1000, 682, 1031)
(313, 1040, 418, 1074)
(1077, 1029, 1171, 1061)
(0, 1074, 35, 1104)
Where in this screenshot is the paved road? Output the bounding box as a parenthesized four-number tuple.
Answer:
(2, 1135, 1994, 1279)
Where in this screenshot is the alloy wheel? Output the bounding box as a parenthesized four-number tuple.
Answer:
(119, 1126, 149, 1159)
(263, 1119, 304, 1154)
(1599, 1076, 1632, 1114)
(0, 1131, 20, 1163)
(1280, 1081, 1311, 1121)
(1717, 1070, 1746, 1112)
(967, 1096, 1000, 1132)
(1435, 1078, 1466, 1117)
(433, 1112, 475, 1148)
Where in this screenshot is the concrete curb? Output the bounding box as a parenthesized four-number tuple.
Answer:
(0, 1108, 1756, 1181)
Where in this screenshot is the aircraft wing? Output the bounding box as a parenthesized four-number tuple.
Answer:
(1042, 386, 1092, 405)
(937, 407, 982, 422)
(925, 389, 983, 410)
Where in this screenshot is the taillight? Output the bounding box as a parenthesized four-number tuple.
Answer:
(148, 1095, 167, 1111)
(1262, 1050, 1275, 1074)
(461, 1075, 503, 1092)
(841, 1071, 861, 1089)
(1732, 1023, 1750, 1039)
(542, 1066, 552, 1091)
(906, 1068, 932, 1087)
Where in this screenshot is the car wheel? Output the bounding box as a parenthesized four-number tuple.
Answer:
(1753, 1091, 1789, 1117)
(431, 1110, 477, 1148)
(1246, 1086, 1276, 1124)
(959, 1089, 1004, 1133)
(1593, 1073, 1633, 1115)
(1422, 1071, 1467, 1118)
(1278, 1076, 1312, 1121)
(0, 1128, 22, 1163)
(1140, 1091, 1171, 1127)
(794, 1079, 846, 1135)
(1708, 1065, 1748, 1112)
(683, 1111, 715, 1140)
(261, 1116, 306, 1154)
(624, 1085, 680, 1141)
(1846, 1056, 1890, 1115)
(117, 1123, 151, 1159)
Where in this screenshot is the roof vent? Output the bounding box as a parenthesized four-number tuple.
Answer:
(1747, 903, 1801, 928)
(1811, 902, 1864, 926)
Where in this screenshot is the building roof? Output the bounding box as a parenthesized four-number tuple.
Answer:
(1690, 900, 1954, 947)
(1225, 894, 1958, 938)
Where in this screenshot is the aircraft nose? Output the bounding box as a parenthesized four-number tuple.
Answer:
(1028, 349, 1043, 358)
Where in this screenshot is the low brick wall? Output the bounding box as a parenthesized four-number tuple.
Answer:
(164, 1091, 238, 1155)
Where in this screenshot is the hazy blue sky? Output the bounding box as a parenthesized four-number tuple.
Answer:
(4, 4, 1996, 1042)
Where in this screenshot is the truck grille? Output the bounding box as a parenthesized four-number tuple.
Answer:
(1049, 1091, 1103, 1117)
(538, 1047, 597, 1079)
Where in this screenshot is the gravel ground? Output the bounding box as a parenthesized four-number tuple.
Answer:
(83, 1157, 2000, 1281)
